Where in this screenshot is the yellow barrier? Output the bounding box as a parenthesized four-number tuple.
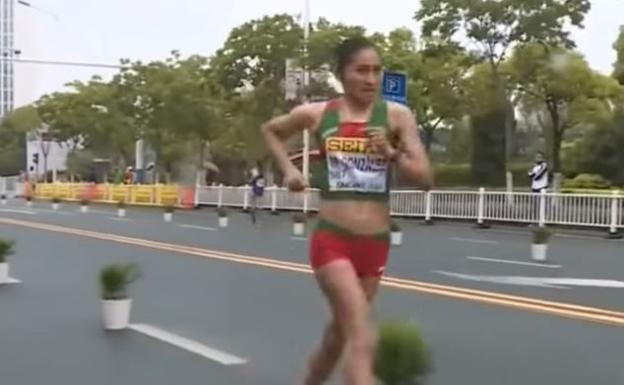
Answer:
(32, 183, 184, 207)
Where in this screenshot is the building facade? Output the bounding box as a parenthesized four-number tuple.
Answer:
(0, 0, 14, 117)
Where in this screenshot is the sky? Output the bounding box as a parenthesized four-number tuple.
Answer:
(13, 0, 624, 107)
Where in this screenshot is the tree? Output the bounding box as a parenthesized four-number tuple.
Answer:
(509, 43, 624, 172)
(212, 14, 303, 93)
(565, 109, 624, 185)
(381, 30, 474, 151)
(416, 0, 592, 168)
(613, 26, 624, 86)
(0, 105, 41, 175)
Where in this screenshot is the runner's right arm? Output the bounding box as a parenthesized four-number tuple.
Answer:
(261, 104, 321, 189)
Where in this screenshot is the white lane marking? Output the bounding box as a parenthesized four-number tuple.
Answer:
(450, 237, 499, 245)
(290, 236, 308, 241)
(7, 277, 21, 284)
(109, 217, 132, 222)
(436, 271, 624, 289)
(129, 324, 247, 365)
(177, 224, 217, 232)
(33, 208, 74, 216)
(434, 270, 569, 289)
(0, 209, 36, 215)
(467, 256, 562, 269)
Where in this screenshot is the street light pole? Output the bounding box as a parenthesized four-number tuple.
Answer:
(302, 0, 311, 184)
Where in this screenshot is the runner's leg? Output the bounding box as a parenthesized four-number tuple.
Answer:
(302, 276, 380, 385)
(314, 260, 376, 385)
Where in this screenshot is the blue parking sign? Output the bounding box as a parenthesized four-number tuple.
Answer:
(381, 71, 407, 105)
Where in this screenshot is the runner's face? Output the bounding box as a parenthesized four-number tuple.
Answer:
(342, 48, 382, 104)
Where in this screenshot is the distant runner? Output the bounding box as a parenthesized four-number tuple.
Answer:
(249, 168, 265, 224)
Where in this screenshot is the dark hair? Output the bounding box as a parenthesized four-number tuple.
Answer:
(334, 37, 378, 79)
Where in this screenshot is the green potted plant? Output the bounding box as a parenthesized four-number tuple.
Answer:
(1, 194, 6, 205)
(99, 262, 140, 330)
(117, 200, 126, 218)
(292, 213, 306, 236)
(531, 227, 552, 262)
(374, 319, 432, 385)
(80, 199, 90, 213)
(0, 239, 15, 284)
(218, 207, 228, 228)
(25, 196, 33, 207)
(390, 221, 402, 246)
(163, 204, 175, 222)
(52, 197, 61, 210)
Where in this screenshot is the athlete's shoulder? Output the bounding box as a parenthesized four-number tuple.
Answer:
(289, 101, 332, 131)
(386, 100, 413, 117)
(386, 101, 416, 127)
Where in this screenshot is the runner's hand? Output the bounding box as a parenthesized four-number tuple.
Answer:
(284, 168, 307, 192)
(368, 131, 399, 161)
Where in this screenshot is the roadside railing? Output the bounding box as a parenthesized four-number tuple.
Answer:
(1, 178, 620, 237)
(196, 185, 623, 236)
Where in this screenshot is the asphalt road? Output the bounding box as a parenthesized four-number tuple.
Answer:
(1, 199, 623, 385)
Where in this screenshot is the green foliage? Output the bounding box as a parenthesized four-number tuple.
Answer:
(508, 43, 624, 172)
(164, 204, 175, 213)
(532, 227, 552, 244)
(374, 319, 432, 385)
(217, 207, 228, 217)
(613, 26, 624, 86)
(390, 222, 401, 232)
(379, 30, 474, 151)
(0, 239, 15, 263)
(470, 107, 507, 186)
(292, 213, 306, 223)
(416, 0, 591, 61)
(564, 109, 624, 186)
(99, 263, 140, 300)
(0, 105, 37, 175)
(562, 174, 612, 190)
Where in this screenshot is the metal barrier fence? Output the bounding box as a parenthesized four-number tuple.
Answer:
(196, 185, 624, 235)
(2, 179, 621, 235)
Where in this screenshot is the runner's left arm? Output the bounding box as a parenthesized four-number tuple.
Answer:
(392, 105, 434, 190)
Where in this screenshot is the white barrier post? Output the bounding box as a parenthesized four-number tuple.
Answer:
(424, 191, 433, 225)
(476, 187, 490, 229)
(217, 184, 224, 208)
(303, 190, 309, 214)
(243, 186, 250, 211)
(539, 189, 547, 228)
(271, 185, 279, 215)
(607, 190, 622, 239)
(193, 183, 200, 208)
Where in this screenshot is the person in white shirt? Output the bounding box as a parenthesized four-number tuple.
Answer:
(528, 152, 549, 193)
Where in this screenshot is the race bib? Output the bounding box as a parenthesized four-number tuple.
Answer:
(325, 137, 388, 193)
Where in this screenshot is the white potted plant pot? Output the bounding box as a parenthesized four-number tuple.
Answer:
(101, 298, 133, 330)
(531, 244, 548, 261)
(99, 263, 140, 331)
(164, 212, 173, 222)
(26, 198, 33, 207)
(293, 222, 305, 236)
(117, 201, 126, 217)
(53, 203, 60, 210)
(0, 239, 15, 285)
(218, 208, 228, 228)
(292, 213, 306, 236)
(531, 227, 552, 262)
(390, 222, 402, 246)
(0, 262, 8, 284)
(80, 200, 89, 213)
